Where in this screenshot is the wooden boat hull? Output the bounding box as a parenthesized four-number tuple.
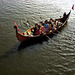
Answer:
(16, 32, 43, 42)
(14, 11, 71, 42)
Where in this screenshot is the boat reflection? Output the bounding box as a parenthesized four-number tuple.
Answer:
(17, 36, 48, 51)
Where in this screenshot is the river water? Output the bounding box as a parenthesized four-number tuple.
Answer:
(0, 0, 75, 75)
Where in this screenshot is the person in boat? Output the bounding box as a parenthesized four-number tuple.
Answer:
(51, 22, 56, 30)
(54, 20, 57, 25)
(39, 20, 49, 33)
(48, 19, 52, 25)
(31, 23, 37, 35)
(55, 20, 62, 29)
(50, 18, 59, 31)
(32, 23, 41, 35)
(35, 28, 41, 35)
(63, 12, 66, 18)
(39, 21, 46, 33)
(44, 20, 49, 29)
(44, 20, 50, 33)
(35, 23, 41, 35)
(48, 24, 53, 30)
(48, 18, 54, 29)
(40, 21, 44, 26)
(34, 23, 38, 35)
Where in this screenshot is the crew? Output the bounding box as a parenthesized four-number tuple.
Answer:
(31, 18, 62, 35)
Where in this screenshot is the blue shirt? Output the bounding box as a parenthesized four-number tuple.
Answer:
(44, 24, 48, 29)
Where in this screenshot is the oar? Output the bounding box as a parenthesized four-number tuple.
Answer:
(41, 30, 55, 42)
(45, 35, 53, 42)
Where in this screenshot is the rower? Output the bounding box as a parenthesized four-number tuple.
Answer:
(33, 23, 38, 35)
(44, 20, 48, 29)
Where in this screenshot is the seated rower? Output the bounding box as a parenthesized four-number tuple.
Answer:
(35, 28, 41, 35)
(31, 23, 37, 35)
(40, 21, 44, 26)
(31, 23, 41, 35)
(48, 19, 52, 24)
(44, 20, 50, 33)
(48, 24, 53, 30)
(52, 22, 56, 29)
(44, 20, 48, 29)
(50, 18, 54, 22)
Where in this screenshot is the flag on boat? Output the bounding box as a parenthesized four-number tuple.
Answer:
(72, 4, 74, 10)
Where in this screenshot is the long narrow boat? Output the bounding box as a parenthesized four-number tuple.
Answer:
(14, 11, 71, 42)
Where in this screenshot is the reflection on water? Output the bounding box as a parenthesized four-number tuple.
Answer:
(0, 0, 75, 75)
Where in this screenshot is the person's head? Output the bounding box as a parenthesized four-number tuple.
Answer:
(50, 18, 52, 21)
(50, 19, 52, 22)
(40, 21, 44, 26)
(40, 21, 43, 24)
(35, 23, 38, 27)
(45, 20, 48, 24)
(64, 12, 66, 14)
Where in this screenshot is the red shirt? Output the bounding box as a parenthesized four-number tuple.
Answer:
(35, 28, 41, 35)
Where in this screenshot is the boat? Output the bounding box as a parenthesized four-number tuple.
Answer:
(14, 11, 71, 42)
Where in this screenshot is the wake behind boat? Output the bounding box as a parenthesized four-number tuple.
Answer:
(14, 11, 71, 42)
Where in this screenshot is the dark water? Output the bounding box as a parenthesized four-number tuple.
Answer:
(0, 0, 75, 75)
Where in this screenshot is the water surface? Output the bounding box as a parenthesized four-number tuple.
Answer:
(0, 0, 75, 75)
